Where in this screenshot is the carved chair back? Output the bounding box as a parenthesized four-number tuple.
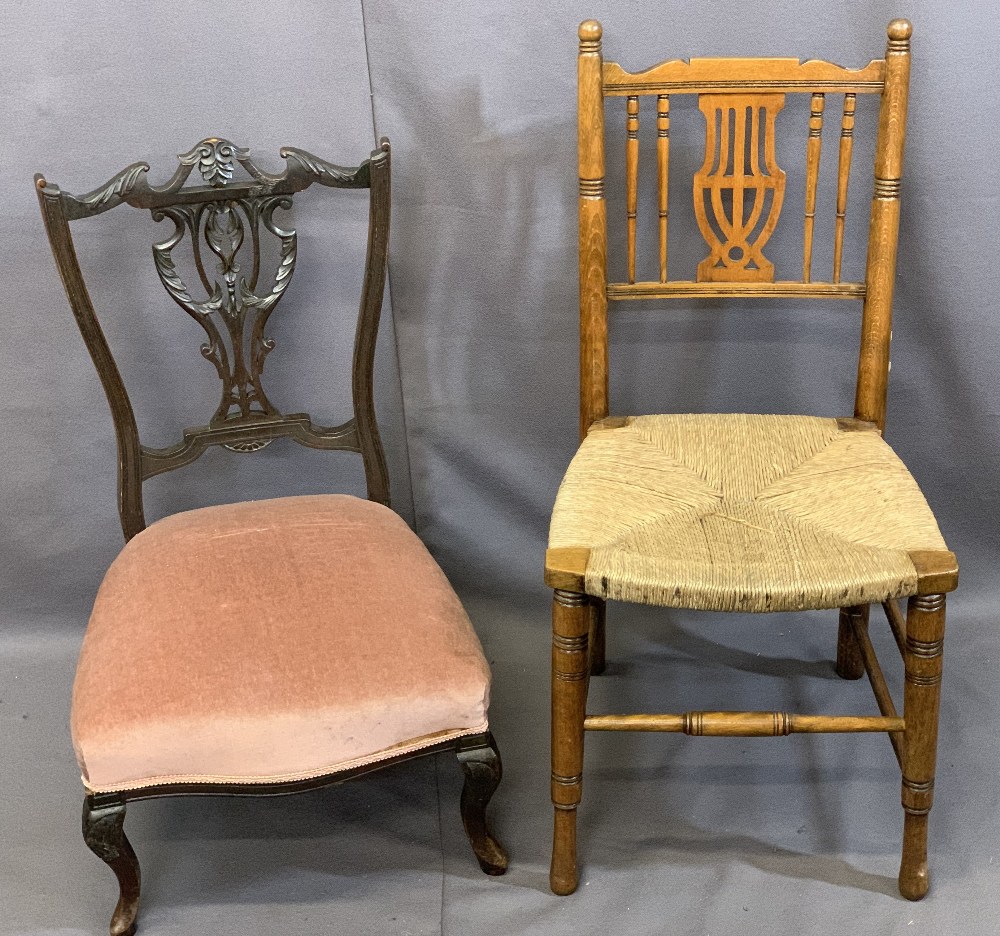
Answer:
(577, 20, 911, 438)
(37, 138, 391, 541)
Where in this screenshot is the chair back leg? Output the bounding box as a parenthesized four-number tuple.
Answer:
(590, 598, 607, 675)
(836, 605, 867, 679)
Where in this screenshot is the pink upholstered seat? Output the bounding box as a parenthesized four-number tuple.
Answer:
(71, 495, 491, 793)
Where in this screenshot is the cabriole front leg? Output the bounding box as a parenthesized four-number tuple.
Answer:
(550, 588, 591, 895)
(456, 732, 508, 875)
(899, 593, 945, 900)
(83, 794, 141, 936)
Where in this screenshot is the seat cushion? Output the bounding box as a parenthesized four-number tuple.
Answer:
(549, 414, 948, 613)
(72, 495, 491, 793)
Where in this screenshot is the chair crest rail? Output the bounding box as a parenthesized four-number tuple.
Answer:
(602, 56, 886, 95)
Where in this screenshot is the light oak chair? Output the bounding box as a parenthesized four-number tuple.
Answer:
(37, 137, 506, 936)
(547, 20, 956, 900)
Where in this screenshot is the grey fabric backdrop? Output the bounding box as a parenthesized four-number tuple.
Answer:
(2, 1, 998, 934)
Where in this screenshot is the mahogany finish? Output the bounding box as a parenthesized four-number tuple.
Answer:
(39, 138, 506, 935)
(553, 19, 955, 901)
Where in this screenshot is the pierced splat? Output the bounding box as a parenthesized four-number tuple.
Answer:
(37, 137, 393, 540)
(151, 192, 296, 439)
(693, 95, 786, 282)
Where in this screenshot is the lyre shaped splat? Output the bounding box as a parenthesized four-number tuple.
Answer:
(694, 95, 786, 282)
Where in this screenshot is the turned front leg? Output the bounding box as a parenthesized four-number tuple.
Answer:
(899, 593, 946, 900)
(550, 588, 591, 895)
(836, 605, 867, 679)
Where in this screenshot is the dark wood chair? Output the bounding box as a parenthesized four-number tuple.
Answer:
(547, 20, 956, 901)
(37, 137, 506, 936)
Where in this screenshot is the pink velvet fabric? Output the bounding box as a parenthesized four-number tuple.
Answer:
(71, 495, 491, 792)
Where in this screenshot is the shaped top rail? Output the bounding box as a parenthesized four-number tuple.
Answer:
(602, 57, 886, 96)
(35, 137, 386, 221)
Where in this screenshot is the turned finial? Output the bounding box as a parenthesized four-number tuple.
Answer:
(887, 18, 912, 50)
(579, 20, 602, 50)
(887, 18, 912, 40)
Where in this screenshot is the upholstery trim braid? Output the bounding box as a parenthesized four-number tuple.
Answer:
(72, 495, 492, 791)
(81, 723, 489, 794)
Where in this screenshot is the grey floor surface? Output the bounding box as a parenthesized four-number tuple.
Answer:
(3, 590, 998, 936)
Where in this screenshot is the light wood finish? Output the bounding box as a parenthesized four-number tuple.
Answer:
(882, 598, 907, 657)
(848, 608, 905, 766)
(555, 19, 954, 902)
(899, 592, 945, 900)
(603, 56, 886, 95)
(607, 280, 865, 300)
(855, 19, 912, 431)
(910, 549, 959, 594)
(694, 93, 786, 282)
(589, 598, 607, 675)
(550, 588, 591, 895)
(578, 19, 609, 439)
(544, 546, 590, 591)
(656, 95, 670, 281)
(836, 605, 867, 679)
(584, 712, 904, 735)
(833, 94, 857, 282)
(802, 92, 825, 282)
(625, 95, 639, 283)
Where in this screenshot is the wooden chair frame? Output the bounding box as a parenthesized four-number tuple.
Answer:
(38, 138, 506, 936)
(547, 20, 958, 901)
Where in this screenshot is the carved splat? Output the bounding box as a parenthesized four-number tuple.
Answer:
(693, 95, 786, 282)
(151, 193, 294, 436)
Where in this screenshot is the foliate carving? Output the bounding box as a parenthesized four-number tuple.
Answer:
(81, 162, 151, 210)
(178, 139, 251, 187)
(694, 94, 787, 282)
(151, 192, 297, 429)
(83, 802, 126, 862)
(280, 147, 363, 187)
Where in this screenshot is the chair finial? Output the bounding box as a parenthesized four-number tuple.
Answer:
(579, 20, 602, 49)
(887, 19, 912, 44)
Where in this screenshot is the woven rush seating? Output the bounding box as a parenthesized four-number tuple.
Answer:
(549, 413, 947, 613)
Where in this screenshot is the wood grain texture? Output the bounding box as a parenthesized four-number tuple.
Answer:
(694, 93, 786, 282)
(559, 19, 949, 904)
(550, 587, 592, 895)
(607, 280, 865, 300)
(835, 605, 867, 679)
(855, 20, 911, 430)
(899, 590, 945, 900)
(802, 92, 825, 282)
(578, 20, 609, 439)
(584, 712, 904, 734)
(882, 598, 907, 656)
(910, 549, 959, 594)
(833, 94, 857, 282)
(603, 56, 885, 95)
(657, 95, 670, 281)
(625, 95, 639, 283)
(848, 608, 905, 766)
(544, 546, 590, 591)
